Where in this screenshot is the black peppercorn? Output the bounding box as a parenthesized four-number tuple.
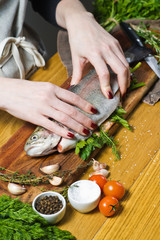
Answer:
(35, 195, 63, 215)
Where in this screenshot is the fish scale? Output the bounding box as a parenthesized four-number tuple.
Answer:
(24, 69, 120, 156)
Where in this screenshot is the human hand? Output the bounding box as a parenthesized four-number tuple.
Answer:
(56, 0, 130, 98)
(0, 78, 98, 138)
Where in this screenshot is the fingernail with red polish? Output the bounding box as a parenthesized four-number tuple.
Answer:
(67, 132, 75, 138)
(90, 107, 98, 114)
(91, 122, 98, 129)
(83, 128, 90, 135)
(67, 84, 71, 89)
(122, 93, 126, 101)
(67, 84, 75, 90)
(107, 91, 113, 99)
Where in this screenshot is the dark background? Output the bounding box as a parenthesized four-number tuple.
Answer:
(25, 0, 93, 60)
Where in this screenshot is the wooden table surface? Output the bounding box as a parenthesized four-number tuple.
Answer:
(0, 53, 160, 240)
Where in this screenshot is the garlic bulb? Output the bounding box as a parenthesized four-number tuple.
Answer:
(92, 158, 107, 171)
(89, 169, 110, 178)
(99, 163, 107, 170)
(92, 159, 101, 171)
(49, 176, 63, 186)
(40, 163, 60, 174)
(8, 182, 27, 195)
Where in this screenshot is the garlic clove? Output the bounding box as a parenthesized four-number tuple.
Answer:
(98, 169, 110, 177)
(99, 163, 107, 170)
(89, 169, 110, 178)
(92, 159, 101, 171)
(40, 163, 60, 175)
(8, 182, 27, 195)
(49, 176, 63, 186)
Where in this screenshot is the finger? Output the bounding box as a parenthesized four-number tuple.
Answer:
(71, 56, 86, 85)
(90, 56, 112, 99)
(51, 98, 97, 130)
(110, 39, 131, 83)
(31, 114, 75, 139)
(55, 88, 98, 114)
(43, 107, 91, 136)
(113, 44, 131, 81)
(103, 52, 129, 96)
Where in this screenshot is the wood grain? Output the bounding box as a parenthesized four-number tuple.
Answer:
(0, 31, 160, 240)
(93, 148, 160, 240)
(0, 31, 159, 204)
(58, 101, 160, 240)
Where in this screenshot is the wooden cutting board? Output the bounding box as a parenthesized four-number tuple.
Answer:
(0, 30, 158, 203)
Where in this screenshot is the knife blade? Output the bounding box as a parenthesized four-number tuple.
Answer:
(120, 21, 160, 78)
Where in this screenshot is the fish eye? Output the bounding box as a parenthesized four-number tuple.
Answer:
(30, 134, 39, 141)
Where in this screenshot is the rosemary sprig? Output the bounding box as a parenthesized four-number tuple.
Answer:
(132, 23, 160, 63)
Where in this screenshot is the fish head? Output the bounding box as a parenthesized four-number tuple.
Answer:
(24, 127, 61, 156)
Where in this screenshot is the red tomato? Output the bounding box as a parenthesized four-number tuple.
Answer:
(89, 174, 107, 190)
(103, 181, 125, 200)
(99, 196, 119, 217)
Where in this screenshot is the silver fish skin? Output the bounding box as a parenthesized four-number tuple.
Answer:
(24, 126, 61, 156)
(24, 69, 120, 156)
(57, 69, 120, 153)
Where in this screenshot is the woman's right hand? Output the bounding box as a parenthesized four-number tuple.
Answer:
(0, 77, 98, 138)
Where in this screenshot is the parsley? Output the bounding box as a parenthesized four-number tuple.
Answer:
(110, 106, 132, 131)
(75, 130, 120, 161)
(75, 106, 133, 161)
(0, 195, 75, 240)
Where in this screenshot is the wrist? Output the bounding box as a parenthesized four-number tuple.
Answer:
(0, 77, 10, 110)
(56, 0, 93, 29)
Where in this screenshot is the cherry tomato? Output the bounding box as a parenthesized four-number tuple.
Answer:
(99, 196, 119, 217)
(103, 181, 125, 200)
(89, 174, 107, 191)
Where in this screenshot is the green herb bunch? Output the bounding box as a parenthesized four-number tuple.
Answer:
(0, 167, 71, 186)
(132, 23, 160, 63)
(109, 106, 132, 131)
(93, 0, 160, 32)
(0, 195, 75, 240)
(75, 106, 134, 161)
(75, 130, 120, 161)
(129, 62, 146, 91)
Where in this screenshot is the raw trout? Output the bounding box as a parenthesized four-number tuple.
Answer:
(24, 69, 120, 156)
(24, 126, 61, 156)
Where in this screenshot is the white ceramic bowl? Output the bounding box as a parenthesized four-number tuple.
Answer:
(68, 180, 101, 213)
(32, 191, 66, 224)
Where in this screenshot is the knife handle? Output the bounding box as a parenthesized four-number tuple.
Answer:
(120, 22, 144, 48)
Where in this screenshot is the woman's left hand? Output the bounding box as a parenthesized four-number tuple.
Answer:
(56, 0, 130, 98)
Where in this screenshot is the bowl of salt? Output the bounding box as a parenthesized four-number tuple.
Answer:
(68, 180, 101, 213)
